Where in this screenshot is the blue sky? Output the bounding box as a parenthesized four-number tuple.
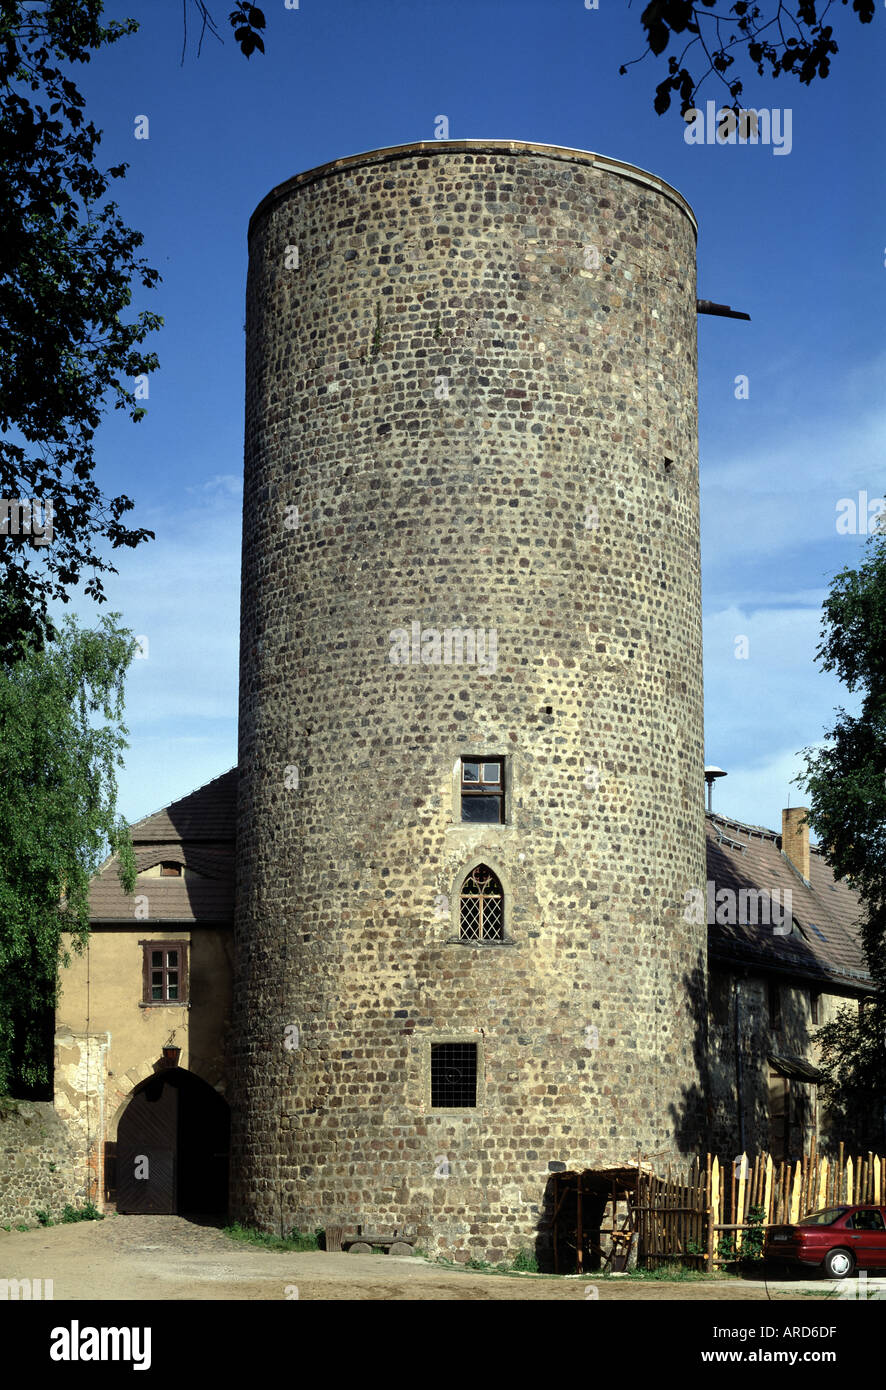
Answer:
(54, 0, 885, 832)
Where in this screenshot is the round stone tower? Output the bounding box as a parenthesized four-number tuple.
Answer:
(233, 140, 707, 1261)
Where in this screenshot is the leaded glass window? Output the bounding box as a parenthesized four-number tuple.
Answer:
(459, 865, 504, 942)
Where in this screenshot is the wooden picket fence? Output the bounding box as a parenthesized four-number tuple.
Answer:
(633, 1142, 886, 1270)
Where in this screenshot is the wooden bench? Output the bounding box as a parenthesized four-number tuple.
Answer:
(336, 1227, 416, 1255)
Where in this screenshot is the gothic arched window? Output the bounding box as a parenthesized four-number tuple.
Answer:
(460, 865, 504, 942)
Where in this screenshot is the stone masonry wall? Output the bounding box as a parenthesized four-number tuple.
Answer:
(233, 141, 707, 1262)
(0, 1101, 83, 1226)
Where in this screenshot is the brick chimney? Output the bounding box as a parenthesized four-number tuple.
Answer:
(781, 807, 810, 882)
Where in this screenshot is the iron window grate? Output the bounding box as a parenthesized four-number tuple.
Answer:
(431, 1042, 477, 1107)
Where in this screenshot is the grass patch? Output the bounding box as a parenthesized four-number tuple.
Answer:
(608, 1263, 709, 1282)
(223, 1222, 323, 1252)
(4, 1202, 103, 1233)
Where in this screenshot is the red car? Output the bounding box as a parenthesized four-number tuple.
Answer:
(764, 1205, 886, 1278)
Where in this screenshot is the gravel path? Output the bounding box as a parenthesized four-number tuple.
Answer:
(0, 1215, 845, 1300)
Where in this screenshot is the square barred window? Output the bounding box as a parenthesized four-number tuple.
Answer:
(431, 1042, 477, 1108)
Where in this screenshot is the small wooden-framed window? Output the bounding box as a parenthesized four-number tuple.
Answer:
(159, 862, 182, 877)
(431, 1042, 477, 1108)
(810, 991, 821, 1026)
(141, 941, 188, 1005)
(460, 865, 504, 941)
(461, 757, 504, 823)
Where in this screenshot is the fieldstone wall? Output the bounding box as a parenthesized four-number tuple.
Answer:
(233, 140, 707, 1261)
(0, 1100, 83, 1225)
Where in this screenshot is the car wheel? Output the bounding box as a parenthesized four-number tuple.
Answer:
(823, 1248, 855, 1279)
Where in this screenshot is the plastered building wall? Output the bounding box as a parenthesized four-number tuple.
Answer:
(55, 926, 233, 1205)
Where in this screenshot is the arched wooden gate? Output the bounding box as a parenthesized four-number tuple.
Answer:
(116, 1069, 230, 1215)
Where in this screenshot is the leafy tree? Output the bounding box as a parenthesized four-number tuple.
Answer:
(0, 2, 263, 667)
(622, 1, 876, 115)
(0, 1, 161, 663)
(797, 532, 886, 1150)
(812, 1004, 884, 1148)
(0, 612, 137, 1097)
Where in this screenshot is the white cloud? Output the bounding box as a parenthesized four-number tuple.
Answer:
(701, 399, 886, 562)
(703, 600, 860, 830)
(185, 473, 244, 499)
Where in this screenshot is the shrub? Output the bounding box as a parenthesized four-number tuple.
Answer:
(511, 1247, 538, 1273)
(60, 1202, 104, 1223)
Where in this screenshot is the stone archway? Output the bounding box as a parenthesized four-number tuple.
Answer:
(107, 1054, 226, 1143)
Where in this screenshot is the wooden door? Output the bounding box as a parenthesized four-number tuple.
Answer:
(117, 1074, 178, 1213)
(768, 1071, 788, 1161)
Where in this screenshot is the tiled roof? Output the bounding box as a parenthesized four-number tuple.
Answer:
(88, 874, 234, 922)
(705, 812, 872, 992)
(89, 769, 236, 924)
(129, 768, 237, 844)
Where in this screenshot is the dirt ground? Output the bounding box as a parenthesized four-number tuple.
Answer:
(0, 1214, 864, 1300)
